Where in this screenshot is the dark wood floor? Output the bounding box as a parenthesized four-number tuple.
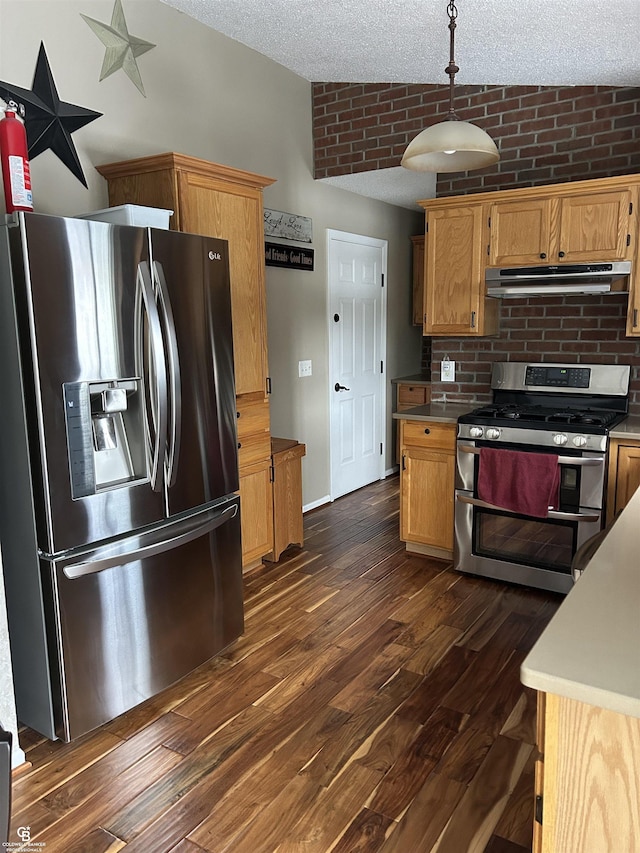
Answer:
(11, 475, 561, 852)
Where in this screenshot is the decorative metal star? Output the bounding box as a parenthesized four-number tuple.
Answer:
(81, 0, 155, 96)
(0, 42, 102, 187)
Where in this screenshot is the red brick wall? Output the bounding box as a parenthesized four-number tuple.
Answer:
(429, 296, 640, 410)
(312, 84, 640, 197)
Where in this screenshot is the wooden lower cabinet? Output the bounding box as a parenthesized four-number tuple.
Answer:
(268, 438, 306, 562)
(534, 691, 640, 852)
(238, 459, 273, 570)
(399, 418, 456, 558)
(606, 438, 640, 524)
(396, 381, 431, 412)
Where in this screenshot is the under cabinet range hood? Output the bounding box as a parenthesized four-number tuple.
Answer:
(486, 261, 632, 297)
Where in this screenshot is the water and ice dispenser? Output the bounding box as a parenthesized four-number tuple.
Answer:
(64, 379, 147, 498)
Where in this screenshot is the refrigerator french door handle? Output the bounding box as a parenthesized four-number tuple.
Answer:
(136, 263, 168, 492)
(153, 260, 182, 487)
(62, 503, 238, 579)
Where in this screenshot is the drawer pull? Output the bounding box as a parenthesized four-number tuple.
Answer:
(237, 442, 242, 449)
(424, 428, 430, 435)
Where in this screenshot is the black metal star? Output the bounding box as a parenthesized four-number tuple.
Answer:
(0, 42, 102, 187)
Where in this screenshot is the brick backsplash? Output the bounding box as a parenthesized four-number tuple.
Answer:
(426, 295, 640, 412)
(312, 84, 640, 196)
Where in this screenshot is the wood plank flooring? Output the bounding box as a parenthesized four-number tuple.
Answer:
(10, 475, 562, 852)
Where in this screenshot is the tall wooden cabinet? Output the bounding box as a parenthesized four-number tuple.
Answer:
(97, 153, 276, 568)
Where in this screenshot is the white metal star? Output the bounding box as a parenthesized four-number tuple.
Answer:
(81, 0, 155, 96)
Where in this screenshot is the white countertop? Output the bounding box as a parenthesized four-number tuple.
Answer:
(521, 484, 640, 718)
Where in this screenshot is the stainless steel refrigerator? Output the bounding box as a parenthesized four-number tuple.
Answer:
(0, 211, 243, 741)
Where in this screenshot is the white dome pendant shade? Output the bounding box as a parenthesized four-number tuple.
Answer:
(401, 0, 500, 174)
(401, 118, 500, 173)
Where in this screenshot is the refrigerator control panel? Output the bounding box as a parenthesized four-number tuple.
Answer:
(63, 382, 96, 499)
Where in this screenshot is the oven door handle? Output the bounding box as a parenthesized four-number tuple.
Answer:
(455, 493, 600, 522)
(457, 446, 604, 466)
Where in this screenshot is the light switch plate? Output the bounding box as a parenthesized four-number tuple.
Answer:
(298, 360, 312, 377)
(441, 359, 455, 382)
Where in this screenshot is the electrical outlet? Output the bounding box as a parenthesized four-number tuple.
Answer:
(441, 359, 455, 382)
(298, 360, 312, 377)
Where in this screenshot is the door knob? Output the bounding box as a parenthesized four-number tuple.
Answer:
(334, 383, 350, 392)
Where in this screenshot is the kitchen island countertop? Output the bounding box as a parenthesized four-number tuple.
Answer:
(521, 484, 640, 718)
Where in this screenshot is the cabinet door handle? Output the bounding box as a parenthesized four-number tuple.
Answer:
(540, 252, 546, 259)
(470, 311, 476, 329)
(558, 251, 566, 258)
(634, 308, 638, 328)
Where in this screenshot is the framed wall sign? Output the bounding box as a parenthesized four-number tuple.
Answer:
(265, 242, 314, 271)
(264, 209, 312, 243)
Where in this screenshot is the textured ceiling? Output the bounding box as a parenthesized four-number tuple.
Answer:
(161, 0, 640, 208)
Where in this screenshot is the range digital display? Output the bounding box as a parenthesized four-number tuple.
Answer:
(525, 366, 591, 388)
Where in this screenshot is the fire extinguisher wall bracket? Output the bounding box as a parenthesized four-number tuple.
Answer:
(0, 101, 33, 214)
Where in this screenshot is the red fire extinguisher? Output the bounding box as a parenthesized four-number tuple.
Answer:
(0, 100, 33, 214)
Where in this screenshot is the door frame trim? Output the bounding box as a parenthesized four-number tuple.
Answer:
(326, 229, 388, 502)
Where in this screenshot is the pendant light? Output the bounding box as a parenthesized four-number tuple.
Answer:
(401, 0, 499, 173)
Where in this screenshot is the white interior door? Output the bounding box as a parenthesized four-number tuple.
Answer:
(328, 230, 386, 500)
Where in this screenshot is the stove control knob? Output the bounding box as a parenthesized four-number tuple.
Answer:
(573, 435, 588, 447)
(486, 428, 501, 440)
(553, 433, 568, 446)
(469, 426, 484, 438)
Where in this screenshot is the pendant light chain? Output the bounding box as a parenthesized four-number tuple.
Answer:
(446, 0, 460, 120)
(400, 0, 499, 172)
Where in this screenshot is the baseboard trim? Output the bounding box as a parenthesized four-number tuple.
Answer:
(405, 542, 453, 561)
(11, 756, 29, 777)
(303, 495, 331, 513)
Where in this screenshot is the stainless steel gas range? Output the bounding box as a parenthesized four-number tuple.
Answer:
(454, 362, 630, 594)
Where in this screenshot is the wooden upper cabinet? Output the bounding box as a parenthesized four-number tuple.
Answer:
(628, 288, 640, 335)
(488, 198, 553, 266)
(410, 234, 425, 326)
(176, 171, 270, 397)
(423, 202, 498, 336)
(489, 186, 634, 267)
(96, 152, 276, 398)
(558, 189, 633, 262)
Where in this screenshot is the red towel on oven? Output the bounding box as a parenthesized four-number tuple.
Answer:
(477, 447, 560, 518)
